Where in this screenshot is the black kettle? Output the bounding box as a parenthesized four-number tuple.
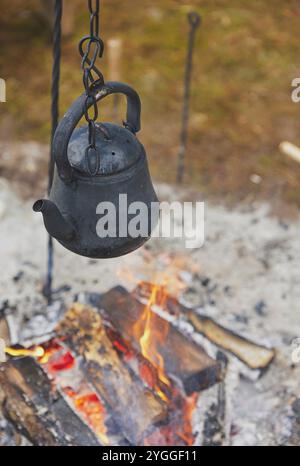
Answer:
(33, 80, 158, 259)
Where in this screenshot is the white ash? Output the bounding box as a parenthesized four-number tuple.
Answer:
(0, 178, 299, 445)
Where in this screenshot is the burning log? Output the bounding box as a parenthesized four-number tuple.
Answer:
(135, 282, 275, 371)
(0, 357, 101, 446)
(96, 322, 198, 445)
(56, 303, 168, 445)
(104, 324, 173, 403)
(96, 286, 221, 395)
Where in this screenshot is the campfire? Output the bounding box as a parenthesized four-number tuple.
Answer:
(0, 281, 274, 446)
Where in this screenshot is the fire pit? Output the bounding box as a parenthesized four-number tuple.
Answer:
(0, 284, 274, 446)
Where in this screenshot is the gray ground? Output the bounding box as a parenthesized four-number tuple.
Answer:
(0, 173, 299, 446)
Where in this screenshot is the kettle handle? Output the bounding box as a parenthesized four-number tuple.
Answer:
(53, 80, 141, 182)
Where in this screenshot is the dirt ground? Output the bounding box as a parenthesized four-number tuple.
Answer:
(1, 0, 300, 208)
(0, 141, 299, 445)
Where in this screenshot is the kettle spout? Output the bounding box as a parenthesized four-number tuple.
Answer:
(33, 199, 75, 242)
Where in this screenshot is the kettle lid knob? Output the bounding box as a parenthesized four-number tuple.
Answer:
(67, 122, 143, 176)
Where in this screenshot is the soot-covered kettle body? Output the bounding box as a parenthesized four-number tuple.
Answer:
(33, 81, 158, 258)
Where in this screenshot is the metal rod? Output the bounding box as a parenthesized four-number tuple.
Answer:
(176, 12, 201, 184)
(44, 0, 63, 304)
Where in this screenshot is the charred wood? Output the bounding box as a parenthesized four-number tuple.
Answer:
(0, 357, 101, 446)
(56, 303, 168, 445)
(95, 286, 221, 395)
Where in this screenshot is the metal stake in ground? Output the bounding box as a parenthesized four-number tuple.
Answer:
(176, 12, 201, 184)
(44, 0, 63, 304)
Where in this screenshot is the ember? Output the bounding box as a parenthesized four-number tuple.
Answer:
(0, 287, 224, 446)
(40, 340, 110, 446)
(67, 390, 108, 445)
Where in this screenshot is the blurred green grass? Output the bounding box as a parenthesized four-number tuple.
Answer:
(1, 0, 300, 209)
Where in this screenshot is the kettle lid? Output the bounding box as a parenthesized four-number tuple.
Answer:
(67, 122, 142, 176)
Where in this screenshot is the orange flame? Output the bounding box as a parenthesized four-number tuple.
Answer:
(176, 393, 198, 445)
(133, 283, 171, 402)
(134, 281, 198, 445)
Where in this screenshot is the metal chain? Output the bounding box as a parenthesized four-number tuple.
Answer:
(79, 0, 105, 175)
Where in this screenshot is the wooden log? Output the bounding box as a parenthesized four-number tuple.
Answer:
(134, 283, 275, 371)
(0, 357, 101, 446)
(0, 78, 6, 103)
(0, 315, 10, 346)
(279, 141, 300, 164)
(0, 338, 5, 363)
(0, 314, 10, 362)
(56, 303, 168, 446)
(107, 39, 122, 82)
(104, 324, 173, 402)
(107, 38, 123, 120)
(95, 287, 221, 395)
(186, 311, 275, 371)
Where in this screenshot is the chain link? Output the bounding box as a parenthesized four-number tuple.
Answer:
(79, 0, 105, 175)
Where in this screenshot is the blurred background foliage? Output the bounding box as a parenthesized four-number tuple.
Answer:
(0, 0, 300, 208)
